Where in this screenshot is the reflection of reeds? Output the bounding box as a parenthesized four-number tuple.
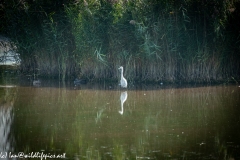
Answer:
(85, 147, 101, 160)
(95, 108, 106, 123)
(112, 144, 125, 160)
(0, 85, 16, 153)
(11, 84, 240, 159)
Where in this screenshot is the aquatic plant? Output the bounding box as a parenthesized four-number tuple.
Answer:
(1, 0, 239, 83)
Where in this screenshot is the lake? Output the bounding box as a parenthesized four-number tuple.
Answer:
(0, 78, 240, 160)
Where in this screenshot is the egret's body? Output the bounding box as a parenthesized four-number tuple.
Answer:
(118, 66, 127, 88)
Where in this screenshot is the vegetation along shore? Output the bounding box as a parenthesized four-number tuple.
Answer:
(1, 0, 240, 83)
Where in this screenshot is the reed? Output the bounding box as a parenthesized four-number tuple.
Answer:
(1, 0, 239, 83)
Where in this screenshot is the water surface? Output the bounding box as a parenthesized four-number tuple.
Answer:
(0, 79, 240, 159)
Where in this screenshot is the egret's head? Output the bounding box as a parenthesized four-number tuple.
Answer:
(118, 66, 123, 70)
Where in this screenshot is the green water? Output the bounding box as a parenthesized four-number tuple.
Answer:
(0, 79, 240, 160)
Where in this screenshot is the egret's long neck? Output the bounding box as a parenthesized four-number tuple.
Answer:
(121, 69, 124, 78)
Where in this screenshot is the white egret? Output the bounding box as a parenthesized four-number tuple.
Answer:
(118, 66, 127, 88)
(119, 91, 128, 115)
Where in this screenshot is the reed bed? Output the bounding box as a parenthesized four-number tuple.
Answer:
(1, 0, 239, 83)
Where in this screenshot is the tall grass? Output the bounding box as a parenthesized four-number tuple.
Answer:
(2, 0, 240, 83)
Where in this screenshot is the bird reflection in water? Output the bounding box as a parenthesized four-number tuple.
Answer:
(119, 91, 128, 115)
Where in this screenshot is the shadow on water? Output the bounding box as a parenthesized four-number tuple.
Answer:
(0, 76, 240, 159)
(15, 77, 231, 91)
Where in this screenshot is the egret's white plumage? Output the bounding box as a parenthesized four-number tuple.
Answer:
(118, 66, 127, 88)
(119, 91, 128, 115)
